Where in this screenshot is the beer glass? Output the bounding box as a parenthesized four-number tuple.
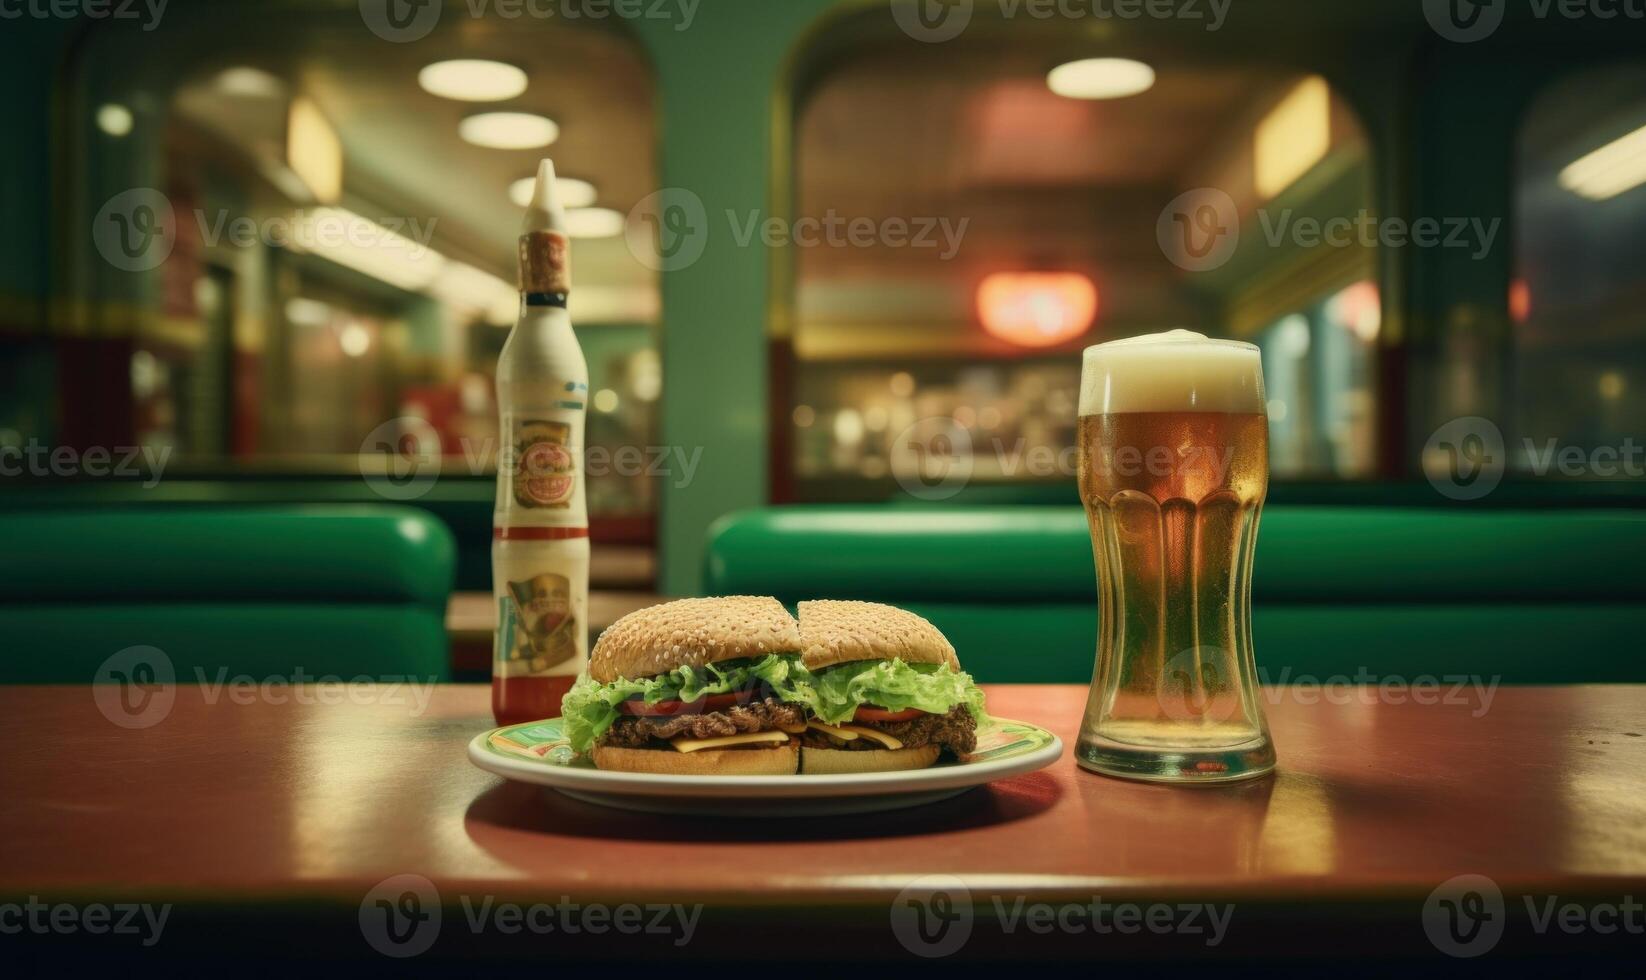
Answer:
(1075, 330, 1276, 782)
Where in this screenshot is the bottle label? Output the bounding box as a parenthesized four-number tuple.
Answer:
(518, 230, 571, 295)
(512, 418, 578, 509)
(496, 572, 582, 678)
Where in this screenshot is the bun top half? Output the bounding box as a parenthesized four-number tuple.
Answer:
(589, 596, 801, 683)
(798, 600, 959, 672)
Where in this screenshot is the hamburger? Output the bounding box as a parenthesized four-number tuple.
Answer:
(559, 596, 812, 775)
(796, 600, 987, 774)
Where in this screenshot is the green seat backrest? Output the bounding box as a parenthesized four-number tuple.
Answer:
(0, 506, 456, 683)
(705, 506, 1646, 684)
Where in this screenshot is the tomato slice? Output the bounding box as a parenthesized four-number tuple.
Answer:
(853, 706, 927, 724)
(617, 690, 751, 717)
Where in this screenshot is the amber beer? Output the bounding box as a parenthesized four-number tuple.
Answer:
(1075, 330, 1276, 782)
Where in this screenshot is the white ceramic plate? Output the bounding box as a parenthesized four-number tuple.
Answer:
(468, 716, 1063, 816)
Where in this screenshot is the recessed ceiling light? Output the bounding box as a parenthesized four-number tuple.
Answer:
(1047, 58, 1156, 100)
(419, 60, 528, 102)
(565, 207, 625, 238)
(215, 66, 283, 98)
(510, 176, 597, 209)
(96, 104, 133, 137)
(459, 112, 559, 150)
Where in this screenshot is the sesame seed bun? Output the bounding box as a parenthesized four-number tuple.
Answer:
(589, 596, 802, 683)
(797, 600, 960, 672)
(591, 741, 799, 776)
(800, 745, 942, 774)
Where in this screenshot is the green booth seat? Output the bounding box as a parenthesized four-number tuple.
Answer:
(705, 506, 1646, 685)
(0, 506, 455, 684)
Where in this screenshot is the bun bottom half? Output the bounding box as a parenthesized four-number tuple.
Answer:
(801, 744, 942, 774)
(591, 742, 799, 776)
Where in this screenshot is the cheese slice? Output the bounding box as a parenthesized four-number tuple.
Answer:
(806, 720, 859, 741)
(838, 724, 904, 750)
(670, 730, 792, 753)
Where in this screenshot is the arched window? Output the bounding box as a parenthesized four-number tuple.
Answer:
(784, 26, 1378, 500)
(62, 5, 660, 520)
(1513, 63, 1646, 473)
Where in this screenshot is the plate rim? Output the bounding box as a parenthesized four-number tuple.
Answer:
(466, 716, 1064, 799)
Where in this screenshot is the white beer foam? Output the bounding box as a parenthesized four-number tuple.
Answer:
(1079, 329, 1265, 416)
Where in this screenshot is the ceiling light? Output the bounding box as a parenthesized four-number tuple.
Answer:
(564, 207, 625, 238)
(418, 60, 528, 102)
(1047, 58, 1156, 100)
(459, 112, 558, 150)
(216, 67, 283, 98)
(1560, 123, 1646, 201)
(96, 104, 133, 137)
(288, 97, 343, 204)
(510, 175, 597, 209)
(1256, 76, 1331, 200)
(292, 208, 445, 292)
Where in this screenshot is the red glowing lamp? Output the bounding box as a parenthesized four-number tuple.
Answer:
(1509, 278, 1532, 324)
(977, 272, 1098, 348)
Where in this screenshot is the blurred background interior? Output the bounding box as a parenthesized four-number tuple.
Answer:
(1, 0, 1643, 672)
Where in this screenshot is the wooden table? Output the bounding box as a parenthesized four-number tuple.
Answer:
(4, 685, 1645, 964)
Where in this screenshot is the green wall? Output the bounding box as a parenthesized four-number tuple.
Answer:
(631, 0, 845, 594)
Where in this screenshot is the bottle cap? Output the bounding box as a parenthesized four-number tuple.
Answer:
(521, 158, 567, 235)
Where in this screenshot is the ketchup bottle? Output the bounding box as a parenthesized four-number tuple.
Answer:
(491, 159, 590, 726)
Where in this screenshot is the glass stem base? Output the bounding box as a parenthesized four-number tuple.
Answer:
(1075, 733, 1276, 784)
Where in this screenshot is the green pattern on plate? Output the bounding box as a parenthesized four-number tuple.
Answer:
(482, 716, 1054, 769)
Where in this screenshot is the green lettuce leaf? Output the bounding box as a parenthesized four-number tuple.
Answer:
(806, 659, 987, 725)
(560, 654, 810, 753)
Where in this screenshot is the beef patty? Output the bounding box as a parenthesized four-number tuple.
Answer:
(599, 697, 806, 749)
(801, 705, 977, 756)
